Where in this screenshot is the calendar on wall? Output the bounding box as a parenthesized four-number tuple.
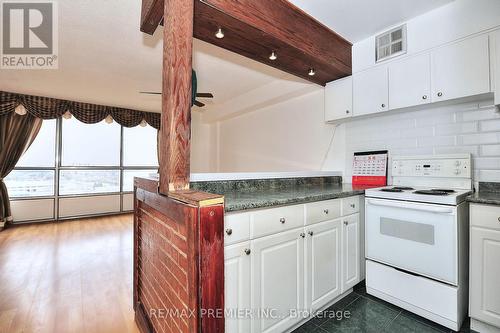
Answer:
(352, 150, 388, 186)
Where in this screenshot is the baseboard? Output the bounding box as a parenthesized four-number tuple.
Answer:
(135, 302, 153, 333)
(471, 318, 500, 333)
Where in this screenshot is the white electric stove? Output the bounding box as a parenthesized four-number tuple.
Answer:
(364, 154, 473, 331)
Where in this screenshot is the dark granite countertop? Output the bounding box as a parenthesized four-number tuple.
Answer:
(466, 182, 500, 205)
(222, 183, 374, 212)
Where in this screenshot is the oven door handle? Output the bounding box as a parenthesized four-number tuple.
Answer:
(366, 199, 455, 214)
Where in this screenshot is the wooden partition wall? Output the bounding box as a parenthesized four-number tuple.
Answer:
(133, 1, 225, 332)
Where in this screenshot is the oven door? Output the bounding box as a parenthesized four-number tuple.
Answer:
(365, 198, 458, 285)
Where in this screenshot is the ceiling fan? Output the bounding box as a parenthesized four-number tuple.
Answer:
(140, 70, 214, 108)
(139, 91, 214, 108)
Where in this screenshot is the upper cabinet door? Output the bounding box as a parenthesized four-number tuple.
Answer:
(353, 65, 389, 116)
(493, 30, 500, 106)
(325, 76, 353, 122)
(431, 34, 490, 102)
(389, 53, 431, 110)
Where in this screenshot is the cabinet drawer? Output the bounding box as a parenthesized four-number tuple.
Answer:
(471, 203, 500, 231)
(224, 213, 250, 245)
(305, 199, 341, 225)
(250, 205, 305, 238)
(342, 196, 360, 216)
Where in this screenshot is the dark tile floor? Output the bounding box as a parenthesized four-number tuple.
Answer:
(293, 284, 474, 333)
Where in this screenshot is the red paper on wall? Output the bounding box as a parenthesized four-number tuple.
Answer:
(352, 151, 388, 186)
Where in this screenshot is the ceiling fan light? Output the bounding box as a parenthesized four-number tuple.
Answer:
(308, 68, 316, 76)
(14, 104, 27, 116)
(139, 119, 147, 127)
(105, 115, 113, 124)
(215, 27, 225, 39)
(62, 111, 72, 119)
(269, 51, 277, 61)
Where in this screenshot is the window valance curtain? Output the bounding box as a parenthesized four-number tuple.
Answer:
(0, 91, 161, 129)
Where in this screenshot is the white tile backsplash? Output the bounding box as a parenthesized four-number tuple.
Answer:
(344, 99, 500, 183)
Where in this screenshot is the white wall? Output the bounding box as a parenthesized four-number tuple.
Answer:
(190, 0, 500, 180)
(191, 111, 218, 172)
(214, 89, 341, 172)
(344, 99, 500, 184)
(354, 0, 500, 72)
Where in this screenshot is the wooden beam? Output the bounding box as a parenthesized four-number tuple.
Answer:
(140, 0, 164, 35)
(140, 0, 352, 85)
(159, 0, 194, 194)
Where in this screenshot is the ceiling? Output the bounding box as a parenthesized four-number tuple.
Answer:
(289, 0, 454, 42)
(0, 0, 454, 114)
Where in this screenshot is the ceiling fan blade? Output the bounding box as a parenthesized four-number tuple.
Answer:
(196, 93, 214, 98)
(193, 100, 205, 107)
(139, 91, 162, 95)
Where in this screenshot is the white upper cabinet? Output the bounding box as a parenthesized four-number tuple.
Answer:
(353, 65, 389, 116)
(431, 34, 490, 102)
(389, 53, 431, 110)
(325, 76, 353, 122)
(493, 30, 500, 106)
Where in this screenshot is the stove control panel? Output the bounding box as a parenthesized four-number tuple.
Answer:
(392, 156, 471, 178)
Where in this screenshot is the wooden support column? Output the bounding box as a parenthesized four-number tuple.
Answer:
(159, 0, 194, 195)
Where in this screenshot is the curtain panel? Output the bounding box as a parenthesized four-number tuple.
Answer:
(0, 113, 42, 228)
(0, 91, 161, 129)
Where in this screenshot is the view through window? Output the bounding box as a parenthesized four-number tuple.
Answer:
(4, 117, 158, 220)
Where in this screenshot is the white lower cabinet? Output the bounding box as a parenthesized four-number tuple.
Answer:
(341, 214, 360, 293)
(224, 196, 363, 333)
(305, 219, 342, 312)
(470, 204, 500, 330)
(251, 228, 305, 333)
(225, 242, 252, 333)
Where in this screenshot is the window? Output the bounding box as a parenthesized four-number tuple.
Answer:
(62, 118, 121, 166)
(17, 119, 56, 167)
(123, 170, 158, 192)
(123, 125, 158, 166)
(4, 170, 55, 198)
(59, 170, 120, 195)
(6, 117, 158, 222)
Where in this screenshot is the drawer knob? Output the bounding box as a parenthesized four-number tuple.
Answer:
(280, 217, 286, 224)
(350, 203, 355, 208)
(244, 248, 251, 255)
(300, 232, 306, 238)
(344, 221, 349, 226)
(323, 209, 329, 214)
(225, 228, 233, 236)
(308, 231, 314, 236)
(437, 92, 443, 97)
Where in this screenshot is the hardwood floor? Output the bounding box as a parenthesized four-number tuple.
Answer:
(0, 214, 139, 333)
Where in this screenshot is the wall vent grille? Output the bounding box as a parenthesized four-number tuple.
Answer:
(376, 25, 407, 62)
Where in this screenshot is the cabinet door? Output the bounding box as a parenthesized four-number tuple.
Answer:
(493, 30, 500, 106)
(325, 76, 353, 122)
(431, 34, 490, 102)
(341, 214, 360, 293)
(470, 226, 500, 327)
(225, 242, 251, 333)
(305, 219, 342, 312)
(251, 228, 304, 333)
(389, 53, 431, 109)
(353, 65, 389, 116)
